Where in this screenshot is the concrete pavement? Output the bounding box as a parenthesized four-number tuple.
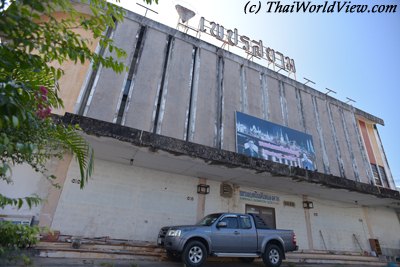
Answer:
(1, 256, 396, 267)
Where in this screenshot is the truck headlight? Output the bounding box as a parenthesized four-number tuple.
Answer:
(167, 229, 181, 237)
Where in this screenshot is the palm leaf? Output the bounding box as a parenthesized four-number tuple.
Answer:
(0, 193, 42, 209)
(55, 126, 94, 188)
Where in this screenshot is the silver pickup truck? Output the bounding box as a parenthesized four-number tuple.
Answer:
(157, 213, 298, 267)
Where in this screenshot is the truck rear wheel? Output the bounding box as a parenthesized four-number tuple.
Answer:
(262, 244, 282, 267)
(182, 240, 207, 267)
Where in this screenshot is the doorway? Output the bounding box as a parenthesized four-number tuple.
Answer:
(246, 204, 276, 229)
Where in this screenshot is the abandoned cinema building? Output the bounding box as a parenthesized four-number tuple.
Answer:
(1, 1, 399, 259)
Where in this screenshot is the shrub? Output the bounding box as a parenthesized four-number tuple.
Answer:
(0, 221, 40, 252)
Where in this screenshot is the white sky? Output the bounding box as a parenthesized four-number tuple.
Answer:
(111, 0, 400, 188)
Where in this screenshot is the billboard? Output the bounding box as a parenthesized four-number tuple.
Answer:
(236, 112, 316, 170)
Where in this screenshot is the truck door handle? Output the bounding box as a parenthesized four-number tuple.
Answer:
(234, 231, 240, 235)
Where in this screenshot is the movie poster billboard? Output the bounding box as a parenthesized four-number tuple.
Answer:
(235, 111, 316, 170)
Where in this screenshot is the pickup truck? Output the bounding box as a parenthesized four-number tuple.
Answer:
(157, 213, 298, 267)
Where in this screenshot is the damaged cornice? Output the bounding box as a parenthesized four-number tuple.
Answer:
(57, 112, 399, 201)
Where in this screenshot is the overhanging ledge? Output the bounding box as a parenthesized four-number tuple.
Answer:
(58, 113, 400, 204)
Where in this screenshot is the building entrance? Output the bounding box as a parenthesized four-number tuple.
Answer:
(245, 204, 276, 229)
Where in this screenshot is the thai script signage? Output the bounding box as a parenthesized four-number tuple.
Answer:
(235, 111, 316, 170)
(199, 17, 296, 74)
(0, 215, 33, 225)
(240, 190, 280, 204)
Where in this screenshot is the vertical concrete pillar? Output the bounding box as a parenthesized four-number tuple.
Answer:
(196, 178, 207, 221)
(362, 206, 375, 239)
(311, 96, 330, 174)
(38, 153, 73, 228)
(327, 103, 346, 178)
(240, 65, 248, 114)
(260, 73, 270, 121)
(279, 81, 289, 127)
(303, 195, 314, 250)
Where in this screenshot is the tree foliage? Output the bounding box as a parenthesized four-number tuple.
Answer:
(144, 0, 158, 4)
(0, 0, 128, 208)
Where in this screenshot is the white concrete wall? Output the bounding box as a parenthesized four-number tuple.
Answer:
(366, 207, 400, 255)
(203, 182, 399, 253)
(308, 198, 370, 252)
(51, 159, 199, 241)
(0, 163, 50, 221)
(203, 180, 239, 215)
(4, 159, 399, 256)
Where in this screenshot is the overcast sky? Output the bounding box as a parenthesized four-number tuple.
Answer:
(112, 0, 400, 188)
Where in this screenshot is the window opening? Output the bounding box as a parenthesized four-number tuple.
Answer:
(378, 165, 389, 188)
(239, 215, 252, 229)
(371, 164, 382, 186)
(220, 216, 238, 229)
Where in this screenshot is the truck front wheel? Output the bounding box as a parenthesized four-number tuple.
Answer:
(182, 240, 207, 267)
(262, 244, 283, 267)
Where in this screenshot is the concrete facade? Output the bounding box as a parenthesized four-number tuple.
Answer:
(1, 3, 399, 260)
(79, 12, 388, 186)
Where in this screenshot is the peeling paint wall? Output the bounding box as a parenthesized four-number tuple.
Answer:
(189, 49, 218, 147)
(84, 19, 140, 121)
(154, 38, 194, 139)
(220, 58, 242, 151)
(329, 103, 356, 179)
(124, 28, 168, 131)
(264, 77, 283, 125)
(301, 93, 325, 173)
(245, 68, 263, 118)
(284, 83, 303, 131)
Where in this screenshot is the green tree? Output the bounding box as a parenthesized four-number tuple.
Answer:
(0, 0, 130, 209)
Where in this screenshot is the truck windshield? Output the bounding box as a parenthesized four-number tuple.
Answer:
(196, 213, 222, 226)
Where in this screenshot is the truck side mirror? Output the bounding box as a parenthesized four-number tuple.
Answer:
(217, 221, 227, 228)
